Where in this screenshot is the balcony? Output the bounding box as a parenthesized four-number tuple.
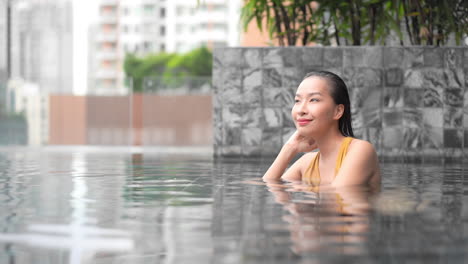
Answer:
(96, 50, 118, 60)
(100, 0, 119, 6)
(95, 69, 119, 79)
(96, 33, 118, 42)
(99, 15, 118, 24)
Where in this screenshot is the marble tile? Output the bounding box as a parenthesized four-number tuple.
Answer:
(242, 127, 262, 146)
(422, 108, 444, 128)
(404, 89, 424, 107)
(282, 67, 302, 87)
(422, 127, 443, 149)
(302, 47, 323, 68)
(358, 127, 382, 149)
(243, 69, 262, 92)
(343, 68, 382, 88)
(382, 109, 402, 127)
(243, 48, 263, 69)
(242, 108, 263, 128)
(261, 128, 282, 150)
(242, 146, 262, 157)
(222, 126, 241, 145)
(444, 107, 463, 128)
(423, 69, 463, 89)
(282, 107, 295, 128)
(213, 116, 223, 147)
(465, 68, 468, 88)
(221, 86, 243, 107)
(465, 130, 468, 148)
(444, 48, 463, 69)
(403, 108, 424, 128)
(403, 68, 464, 88)
(223, 48, 244, 68)
(444, 89, 463, 107)
(212, 89, 221, 109)
(222, 107, 243, 128)
(343, 47, 382, 68)
(262, 68, 282, 88)
(423, 47, 444, 67)
(402, 48, 424, 68)
(404, 69, 424, 88)
(263, 87, 284, 108)
(263, 108, 283, 128)
(423, 87, 443, 107)
(352, 89, 382, 127)
(385, 68, 404, 86)
(464, 49, 468, 68)
(213, 49, 224, 69)
(465, 90, 468, 128)
(242, 87, 261, 108)
(383, 87, 404, 107)
(219, 68, 242, 93)
(323, 48, 343, 67)
(263, 48, 284, 68)
(403, 127, 423, 149)
(383, 47, 403, 68)
(444, 129, 463, 148)
(321, 68, 343, 77)
(283, 48, 302, 67)
(282, 127, 295, 146)
(212, 67, 223, 88)
(221, 146, 242, 156)
(382, 127, 405, 149)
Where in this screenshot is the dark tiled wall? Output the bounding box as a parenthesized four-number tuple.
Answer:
(212, 47, 468, 160)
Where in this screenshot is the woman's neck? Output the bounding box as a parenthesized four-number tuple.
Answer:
(314, 129, 346, 160)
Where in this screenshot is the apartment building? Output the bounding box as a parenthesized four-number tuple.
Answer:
(91, 0, 241, 94)
(10, 0, 73, 94)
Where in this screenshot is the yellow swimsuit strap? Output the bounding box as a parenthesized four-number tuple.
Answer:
(303, 137, 354, 187)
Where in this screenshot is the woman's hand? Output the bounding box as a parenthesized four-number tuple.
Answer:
(284, 131, 317, 154)
(262, 131, 316, 182)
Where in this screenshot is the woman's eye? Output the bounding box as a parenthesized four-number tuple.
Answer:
(310, 98, 319, 102)
(294, 99, 300, 103)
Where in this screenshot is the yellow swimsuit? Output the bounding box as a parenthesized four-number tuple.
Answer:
(303, 137, 354, 186)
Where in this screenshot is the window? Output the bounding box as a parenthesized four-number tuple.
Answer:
(160, 26, 165, 36)
(160, 7, 165, 18)
(160, 44, 165, 52)
(143, 42, 153, 51)
(143, 4, 154, 15)
(176, 6, 184, 16)
(176, 24, 184, 34)
(123, 7, 130, 16)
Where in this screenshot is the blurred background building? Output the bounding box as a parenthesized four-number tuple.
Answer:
(1, 0, 242, 146)
(89, 0, 241, 95)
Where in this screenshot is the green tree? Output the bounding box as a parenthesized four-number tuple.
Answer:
(241, 0, 467, 46)
(123, 47, 213, 92)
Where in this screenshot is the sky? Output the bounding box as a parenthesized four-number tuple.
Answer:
(72, 0, 98, 95)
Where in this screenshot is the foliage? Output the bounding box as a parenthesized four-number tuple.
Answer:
(123, 46, 212, 92)
(240, 0, 468, 46)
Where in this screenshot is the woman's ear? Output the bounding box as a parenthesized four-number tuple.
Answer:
(334, 104, 344, 120)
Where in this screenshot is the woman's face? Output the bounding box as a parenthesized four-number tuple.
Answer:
(291, 77, 343, 136)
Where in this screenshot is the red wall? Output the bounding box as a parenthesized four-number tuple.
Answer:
(48, 94, 212, 146)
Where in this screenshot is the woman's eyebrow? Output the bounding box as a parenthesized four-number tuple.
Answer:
(295, 92, 323, 97)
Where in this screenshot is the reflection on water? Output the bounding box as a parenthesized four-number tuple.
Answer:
(0, 148, 467, 263)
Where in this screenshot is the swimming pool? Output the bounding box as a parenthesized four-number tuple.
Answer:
(0, 147, 466, 263)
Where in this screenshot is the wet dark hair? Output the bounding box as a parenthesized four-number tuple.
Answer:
(303, 70, 354, 137)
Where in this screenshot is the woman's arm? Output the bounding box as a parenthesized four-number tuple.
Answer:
(262, 131, 317, 182)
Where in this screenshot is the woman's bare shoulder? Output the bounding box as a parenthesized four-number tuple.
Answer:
(349, 138, 377, 154)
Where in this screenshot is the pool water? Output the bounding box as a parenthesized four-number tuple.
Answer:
(0, 148, 467, 264)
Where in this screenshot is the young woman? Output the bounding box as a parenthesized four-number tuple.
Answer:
(263, 71, 380, 188)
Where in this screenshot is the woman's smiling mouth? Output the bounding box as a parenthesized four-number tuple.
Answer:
(297, 119, 312, 126)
